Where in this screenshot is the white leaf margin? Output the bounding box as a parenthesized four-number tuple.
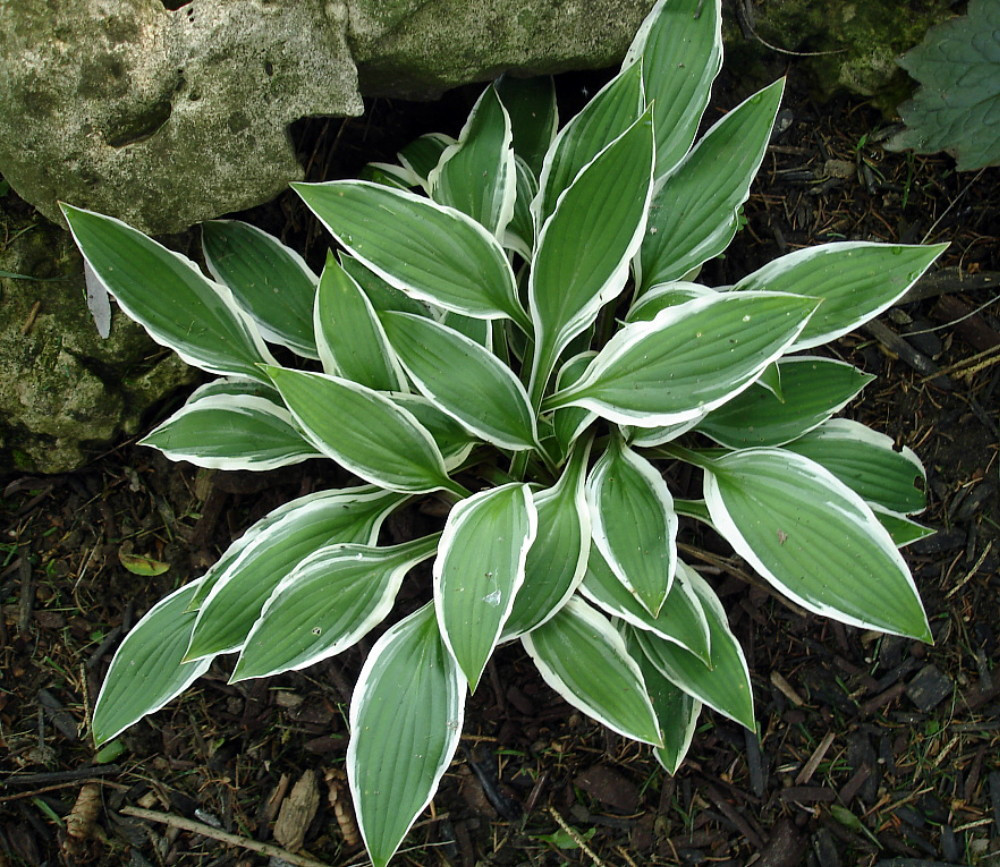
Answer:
(553, 291, 816, 427)
(347, 604, 466, 867)
(703, 448, 927, 635)
(141, 393, 321, 471)
(586, 440, 678, 615)
(433, 483, 538, 680)
(522, 596, 662, 746)
(186, 487, 400, 658)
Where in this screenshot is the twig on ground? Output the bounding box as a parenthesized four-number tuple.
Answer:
(119, 806, 332, 867)
(547, 807, 606, 866)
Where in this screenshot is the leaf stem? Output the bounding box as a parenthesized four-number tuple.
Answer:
(651, 443, 719, 471)
(442, 479, 474, 499)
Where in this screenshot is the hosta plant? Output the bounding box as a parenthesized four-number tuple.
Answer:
(65, 1, 945, 864)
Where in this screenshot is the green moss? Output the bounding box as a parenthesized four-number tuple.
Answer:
(746, 0, 953, 109)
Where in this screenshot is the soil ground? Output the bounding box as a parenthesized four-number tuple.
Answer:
(2, 54, 999, 867)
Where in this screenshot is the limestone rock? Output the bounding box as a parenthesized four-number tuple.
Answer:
(0, 0, 362, 235)
(348, 0, 658, 97)
(0, 214, 196, 474)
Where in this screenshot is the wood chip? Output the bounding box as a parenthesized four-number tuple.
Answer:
(778, 786, 836, 803)
(273, 770, 320, 853)
(796, 731, 835, 786)
(65, 782, 102, 839)
(770, 671, 806, 706)
(573, 764, 640, 813)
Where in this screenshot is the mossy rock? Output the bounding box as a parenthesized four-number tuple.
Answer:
(0, 204, 196, 474)
(724, 0, 955, 112)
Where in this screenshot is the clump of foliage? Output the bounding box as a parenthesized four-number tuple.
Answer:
(64, 0, 944, 864)
(888, 0, 1000, 170)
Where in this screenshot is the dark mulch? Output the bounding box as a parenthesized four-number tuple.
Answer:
(2, 57, 998, 867)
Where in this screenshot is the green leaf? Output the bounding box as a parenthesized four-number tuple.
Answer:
(626, 282, 717, 323)
(62, 205, 275, 381)
(92, 580, 212, 746)
(580, 547, 710, 663)
(638, 79, 785, 291)
(631, 564, 756, 730)
(434, 484, 537, 688)
(186, 487, 403, 660)
(386, 393, 476, 470)
(340, 254, 429, 318)
(504, 441, 591, 637)
(506, 155, 539, 259)
(232, 534, 439, 681)
(551, 352, 598, 461)
(266, 367, 461, 495)
(888, 0, 1000, 171)
(381, 312, 538, 451)
(141, 391, 320, 471)
(440, 310, 493, 349)
(625, 631, 701, 774)
(349, 604, 465, 867)
(187, 487, 362, 612)
(496, 75, 558, 177)
(625, 0, 723, 178)
(523, 597, 662, 746)
(696, 357, 873, 448)
(429, 85, 516, 239)
(528, 109, 655, 401)
(360, 161, 416, 190)
(294, 181, 528, 330)
(118, 550, 170, 577)
(398, 132, 455, 186)
(626, 417, 704, 449)
(314, 253, 405, 391)
(734, 241, 949, 350)
(704, 448, 932, 641)
(201, 220, 319, 359)
(534, 61, 644, 224)
(586, 437, 676, 617)
(870, 505, 935, 548)
(544, 292, 818, 426)
(782, 419, 926, 514)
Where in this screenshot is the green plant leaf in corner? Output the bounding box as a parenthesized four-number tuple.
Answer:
(887, 0, 1000, 171)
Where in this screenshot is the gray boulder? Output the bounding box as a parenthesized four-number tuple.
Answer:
(0, 0, 657, 235)
(0, 0, 362, 236)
